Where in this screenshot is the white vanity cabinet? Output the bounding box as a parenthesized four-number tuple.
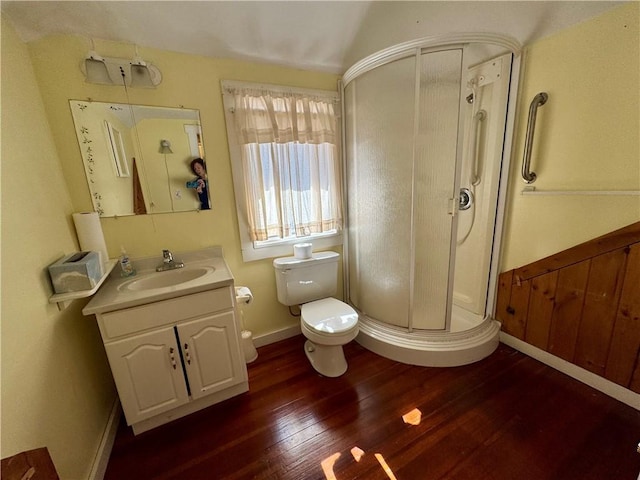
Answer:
(95, 286, 248, 434)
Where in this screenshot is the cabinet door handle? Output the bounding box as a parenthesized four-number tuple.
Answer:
(184, 343, 191, 364)
(169, 347, 177, 369)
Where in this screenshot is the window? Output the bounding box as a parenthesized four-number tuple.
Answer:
(222, 81, 343, 262)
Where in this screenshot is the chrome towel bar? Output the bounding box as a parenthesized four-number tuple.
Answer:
(521, 92, 548, 184)
(521, 186, 640, 196)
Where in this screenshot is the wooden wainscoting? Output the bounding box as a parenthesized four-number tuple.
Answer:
(496, 222, 640, 393)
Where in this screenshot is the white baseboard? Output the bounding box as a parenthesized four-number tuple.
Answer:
(500, 332, 640, 410)
(89, 398, 121, 480)
(253, 324, 301, 348)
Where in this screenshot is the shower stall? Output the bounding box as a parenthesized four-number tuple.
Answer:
(342, 34, 521, 366)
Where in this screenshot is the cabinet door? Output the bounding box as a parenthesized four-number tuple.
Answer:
(105, 327, 189, 424)
(178, 311, 247, 400)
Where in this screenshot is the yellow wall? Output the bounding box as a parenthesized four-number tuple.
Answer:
(0, 18, 117, 478)
(26, 35, 341, 342)
(501, 3, 640, 270)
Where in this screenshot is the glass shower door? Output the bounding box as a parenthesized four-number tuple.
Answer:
(345, 55, 415, 328)
(345, 48, 463, 331)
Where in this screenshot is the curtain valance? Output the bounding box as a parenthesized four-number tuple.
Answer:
(229, 86, 338, 145)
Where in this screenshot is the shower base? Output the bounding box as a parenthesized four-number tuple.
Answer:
(355, 306, 501, 367)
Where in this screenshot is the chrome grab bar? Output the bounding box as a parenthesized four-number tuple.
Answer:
(470, 109, 486, 186)
(521, 92, 548, 184)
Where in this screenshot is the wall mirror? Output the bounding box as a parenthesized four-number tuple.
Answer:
(69, 100, 210, 217)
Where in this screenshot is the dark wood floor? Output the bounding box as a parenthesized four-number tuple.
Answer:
(105, 335, 640, 480)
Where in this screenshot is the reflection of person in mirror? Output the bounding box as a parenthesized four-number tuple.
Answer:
(187, 158, 210, 210)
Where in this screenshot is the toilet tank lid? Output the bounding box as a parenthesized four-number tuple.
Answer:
(273, 251, 339, 270)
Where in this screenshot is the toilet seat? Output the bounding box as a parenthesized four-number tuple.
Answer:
(301, 298, 358, 335)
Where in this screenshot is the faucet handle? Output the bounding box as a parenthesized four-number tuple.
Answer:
(162, 249, 173, 263)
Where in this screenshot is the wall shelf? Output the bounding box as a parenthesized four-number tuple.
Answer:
(49, 259, 117, 310)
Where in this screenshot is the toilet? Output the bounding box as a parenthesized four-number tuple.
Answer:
(273, 251, 359, 377)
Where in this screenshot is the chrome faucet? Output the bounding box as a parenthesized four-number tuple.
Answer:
(156, 249, 185, 272)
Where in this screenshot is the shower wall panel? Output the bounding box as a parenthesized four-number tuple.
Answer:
(453, 53, 513, 316)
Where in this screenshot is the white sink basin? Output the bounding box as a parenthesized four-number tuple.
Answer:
(118, 266, 214, 292)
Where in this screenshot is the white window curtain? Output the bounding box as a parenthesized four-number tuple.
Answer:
(229, 85, 343, 242)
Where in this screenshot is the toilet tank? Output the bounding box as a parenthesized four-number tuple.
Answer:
(273, 251, 339, 306)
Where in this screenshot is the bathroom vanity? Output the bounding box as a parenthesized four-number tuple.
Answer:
(83, 247, 248, 434)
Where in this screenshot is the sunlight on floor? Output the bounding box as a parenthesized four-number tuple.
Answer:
(319, 409, 420, 478)
(320, 452, 340, 480)
(375, 453, 398, 480)
(402, 407, 422, 425)
(321, 449, 398, 479)
(350, 446, 364, 462)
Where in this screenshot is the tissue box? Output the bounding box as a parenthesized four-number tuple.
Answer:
(48, 251, 102, 294)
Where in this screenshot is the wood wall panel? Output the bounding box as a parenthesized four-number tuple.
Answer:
(548, 260, 590, 362)
(605, 243, 640, 391)
(496, 222, 640, 393)
(503, 279, 530, 339)
(525, 271, 557, 350)
(574, 248, 627, 376)
(495, 270, 513, 326)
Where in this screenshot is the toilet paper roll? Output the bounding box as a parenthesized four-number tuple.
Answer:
(235, 286, 253, 305)
(72, 212, 109, 271)
(294, 243, 313, 259)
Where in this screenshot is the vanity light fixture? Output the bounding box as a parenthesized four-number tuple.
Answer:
(81, 43, 162, 88)
(160, 140, 173, 154)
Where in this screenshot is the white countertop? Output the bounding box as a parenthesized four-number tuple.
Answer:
(82, 247, 234, 315)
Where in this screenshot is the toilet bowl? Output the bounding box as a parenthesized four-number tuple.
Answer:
(300, 297, 359, 377)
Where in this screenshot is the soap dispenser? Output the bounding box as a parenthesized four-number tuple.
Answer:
(119, 247, 135, 277)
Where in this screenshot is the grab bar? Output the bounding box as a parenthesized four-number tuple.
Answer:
(470, 109, 486, 186)
(521, 92, 548, 184)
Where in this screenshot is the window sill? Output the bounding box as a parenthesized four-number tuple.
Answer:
(240, 232, 343, 262)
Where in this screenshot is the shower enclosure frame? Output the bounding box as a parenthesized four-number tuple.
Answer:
(340, 33, 522, 366)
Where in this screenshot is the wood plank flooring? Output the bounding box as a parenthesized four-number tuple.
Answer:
(105, 336, 640, 480)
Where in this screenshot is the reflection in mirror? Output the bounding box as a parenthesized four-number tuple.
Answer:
(69, 101, 210, 216)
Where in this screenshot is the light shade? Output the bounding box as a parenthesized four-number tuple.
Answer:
(160, 140, 173, 154)
(130, 63, 155, 88)
(85, 57, 112, 85)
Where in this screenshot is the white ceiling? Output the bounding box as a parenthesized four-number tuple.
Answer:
(1, 1, 625, 74)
